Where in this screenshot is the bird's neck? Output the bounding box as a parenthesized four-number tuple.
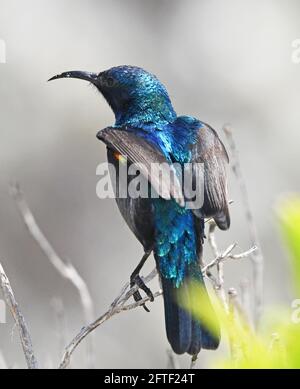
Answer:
(114, 95, 177, 127)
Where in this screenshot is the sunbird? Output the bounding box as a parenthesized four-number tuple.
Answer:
(49, 66, 230, 356)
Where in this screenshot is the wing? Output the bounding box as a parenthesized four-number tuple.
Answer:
(192, 122, 230, 230)
(107, 148, 154, 251)
(97, 126, 185, 206)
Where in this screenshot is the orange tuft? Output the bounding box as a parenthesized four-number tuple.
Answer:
(113, 152, 126, 163)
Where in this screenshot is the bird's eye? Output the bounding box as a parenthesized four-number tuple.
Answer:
(106, 77, 115, 87)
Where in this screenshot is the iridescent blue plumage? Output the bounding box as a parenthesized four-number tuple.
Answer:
(153, 199, 197, 287)
(50, 64, 225, 355)
(148, 117, 201, 288)
(103, 66, 177, 126)
(107, 67, 201, 288)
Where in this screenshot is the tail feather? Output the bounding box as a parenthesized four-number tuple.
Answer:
(162, 277, 192, 354)
(160, 262, 220, 355)
(187, 320, 202, 355)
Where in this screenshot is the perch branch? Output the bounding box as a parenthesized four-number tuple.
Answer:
(59, 268, 161, 369)
(60, 226, 256, 369)
(10, 182, 95, 367)
(0, 262, 38, 369)
(204, 220, 257, 312)
(223, 124, 264, 327)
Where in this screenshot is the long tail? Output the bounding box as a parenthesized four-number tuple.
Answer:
(159, 261, 220, 355)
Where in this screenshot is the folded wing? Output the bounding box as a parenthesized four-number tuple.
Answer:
(191, 123, 230, 230)
(97, 127, 185, 206)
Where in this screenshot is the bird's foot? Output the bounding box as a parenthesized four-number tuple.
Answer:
(130, 274, 154, 313)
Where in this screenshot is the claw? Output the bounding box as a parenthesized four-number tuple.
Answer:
(130, 274, 154, 312)
(129, 249, 154, 312)
(132, 288, 150, 312)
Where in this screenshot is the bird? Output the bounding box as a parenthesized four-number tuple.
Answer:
(49, 65, 230, 356)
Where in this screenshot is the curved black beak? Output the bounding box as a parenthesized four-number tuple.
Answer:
(48, 71, 98, 83)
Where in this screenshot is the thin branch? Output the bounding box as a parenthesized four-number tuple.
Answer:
(228, 287, 251, 329)
(203, 244, 257, 273)
(227, 288, 241, 362)
(10, 182, 95, 367)
(0, 262, 38, 369)
(50, 298, 68, 362)
(10, 183, 94, 321)
(60, 226, 256, 369)
(239, 278, 252, 328)
(59, 268, 161, 369)
(205, 221, 229, 310)
(204, 220, 257, 313)
(207, 220, 221, 257)
(216, 261, 228, 312)
(203, 221, 256, 275)
(223, 124, 264, 327)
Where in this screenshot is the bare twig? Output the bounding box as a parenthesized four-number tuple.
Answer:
(59, 268, 161, 369)
(239, 278, 252, 327)
(50, 298, 68, 361)
(227, 288, 241, 362)
(216, 261, 227, 312)
(0, 262, 38, 369)
(203, 244, 257, 274)
(59, 225, 256, 369)
(207, 220, 221, 257)
(204, 220, 257, 313)
(228, 288, 250, 329)
(223, 124, 264, 327)
(205, 221, 229, 310)
(10, 182, 95, 367)
(10, 183, 94, 322)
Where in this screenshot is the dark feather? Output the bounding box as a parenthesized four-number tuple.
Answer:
(107, 149, 154, 250)
(97, 127, 185, 207)
(159, 261, 220, 355)
(191, 123, 230, 230)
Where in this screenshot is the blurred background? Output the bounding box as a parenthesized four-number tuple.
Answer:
(0, 0, 299, 368)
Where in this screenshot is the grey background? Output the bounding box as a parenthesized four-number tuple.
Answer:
(0, 0, 299, 368)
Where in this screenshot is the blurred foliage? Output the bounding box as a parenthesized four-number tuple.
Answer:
(178, 196, 300, 368)
(278, 195, 300, 295)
